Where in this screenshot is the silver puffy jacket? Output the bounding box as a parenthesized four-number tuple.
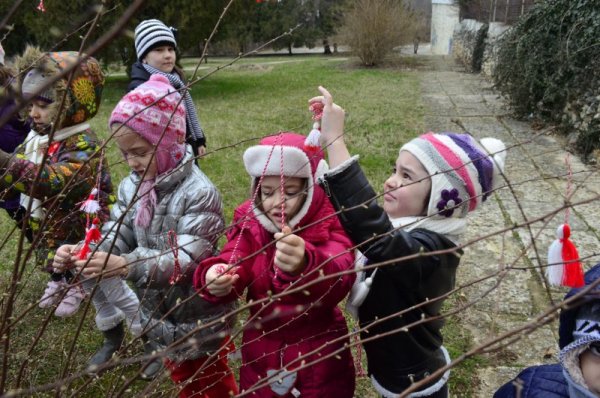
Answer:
(98, 150, 234, 361)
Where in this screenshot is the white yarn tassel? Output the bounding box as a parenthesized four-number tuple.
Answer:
(305, 122, 321, 149)
(346, 253, 374, 320)
(80, 188, 100, 214)
(546, 227, 564, 286)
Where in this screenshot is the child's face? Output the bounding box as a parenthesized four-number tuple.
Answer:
(29, 99, 53, 133)
(113, 124, 158, 181)
(580, 344, 600, 395)
(383, 150, 431, 218)
(143, 45, 176, 73)
(258, 176, 307, 230)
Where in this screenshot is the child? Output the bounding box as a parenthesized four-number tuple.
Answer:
(128, 18, 206, 159)
(0, 53, 31, 239)
(495, 263, 600, 398)
(193, 132, 357, 397)
(56, 74, 237, 395)
(312, 86, 506, 397)
(0, 46, 112, 317)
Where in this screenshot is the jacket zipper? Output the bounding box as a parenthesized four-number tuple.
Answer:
(321, 179, 349, 223)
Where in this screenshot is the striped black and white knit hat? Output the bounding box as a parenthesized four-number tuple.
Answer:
(134, 19, 177, 61)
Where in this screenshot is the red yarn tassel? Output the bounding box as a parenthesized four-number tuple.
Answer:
(77, 217, 101, 260)
(560, 225, 584, 287)
(546, 224, 584, 288)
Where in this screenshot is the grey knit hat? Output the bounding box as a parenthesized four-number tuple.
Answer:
(134, 19, 177, 61)
(21, 68, 55, 103)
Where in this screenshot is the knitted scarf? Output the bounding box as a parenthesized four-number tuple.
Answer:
(135, 179, 157, 228)
(389, 215, 466, 245)
(21, 122, 90, 219)
(142, 63, 205, 143)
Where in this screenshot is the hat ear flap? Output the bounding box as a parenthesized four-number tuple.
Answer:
(314, 159, 329, 180)
(479, 137, 506, 189)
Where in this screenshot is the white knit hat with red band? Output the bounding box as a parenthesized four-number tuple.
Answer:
(243, 132, 328, 233)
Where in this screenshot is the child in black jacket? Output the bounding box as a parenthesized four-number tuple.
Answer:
(128, 19, 206, 159)
(312, 86, 507, 397)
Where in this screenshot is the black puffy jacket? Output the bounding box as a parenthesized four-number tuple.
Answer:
(320, 159, 462, 394)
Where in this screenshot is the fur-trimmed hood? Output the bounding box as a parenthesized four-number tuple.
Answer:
(14, 46, 104, 129)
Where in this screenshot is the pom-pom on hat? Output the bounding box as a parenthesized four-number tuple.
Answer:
(134, 19, 177, 61)
(109, 74, 186, 176)
(400, 132, 506, 219)
(243, 132, 329, 233)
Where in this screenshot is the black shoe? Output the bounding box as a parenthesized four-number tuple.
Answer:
(86, 322, 125, 373)
(139, 340, 164, 381)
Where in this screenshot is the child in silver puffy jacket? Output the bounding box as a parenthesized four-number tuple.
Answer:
(54, 75, 237, 396)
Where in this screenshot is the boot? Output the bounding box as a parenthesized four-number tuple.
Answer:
(87, 322, 125, 372)
(139, 339, 164, 381)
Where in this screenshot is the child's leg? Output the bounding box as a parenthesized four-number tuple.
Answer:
(165, 339, 238, 398)
(99, 277, 141, 336)
(83, 278, 126, 331)
(84, 278, 127, 369)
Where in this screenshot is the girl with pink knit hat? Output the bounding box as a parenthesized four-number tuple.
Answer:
(54, 74, 237, 396)
(193, 132, 357, 397)
(312, 86, 506, 398)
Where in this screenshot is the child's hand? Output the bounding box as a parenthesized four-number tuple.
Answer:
(53, 244, 78, 272)
(73, 252, 128, 279)
(205, 264, 239, 297)
(274, 226, 306, 275)
(308, 86, 346, 148)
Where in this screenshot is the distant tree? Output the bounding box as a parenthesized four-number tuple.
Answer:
(254, 0, 346, 55)
(0, 0, 127, 65)
(341, 0, 417, 66)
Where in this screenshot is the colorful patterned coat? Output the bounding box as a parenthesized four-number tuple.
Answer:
(0, 47, 112, 270)
(0, 129, 113, 269)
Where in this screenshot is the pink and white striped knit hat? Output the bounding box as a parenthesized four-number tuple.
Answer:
(400, 132, 506, 219)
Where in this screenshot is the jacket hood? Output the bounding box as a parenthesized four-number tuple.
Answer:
(243, 132, 329, 234)
(15, 46, 104, 129)
(559, 263, 600, 349)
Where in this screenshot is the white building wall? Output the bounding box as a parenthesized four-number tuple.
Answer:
(431, 0, 460, 55)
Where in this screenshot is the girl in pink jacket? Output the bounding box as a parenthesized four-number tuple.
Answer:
(194, 132, 356, 397)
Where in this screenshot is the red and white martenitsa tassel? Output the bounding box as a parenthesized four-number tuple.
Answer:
(77, 217, 102, 260)
(305, 102, 324, 153)
(546, 223, 585, 288)
(80, 188, 100, 214)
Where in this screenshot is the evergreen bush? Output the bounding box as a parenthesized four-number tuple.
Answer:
(493, 0, 600, 157)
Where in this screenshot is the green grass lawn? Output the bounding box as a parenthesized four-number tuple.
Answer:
(0, 54, 482, 396)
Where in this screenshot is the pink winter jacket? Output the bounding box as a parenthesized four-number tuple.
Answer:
(194, 188, 356, 397)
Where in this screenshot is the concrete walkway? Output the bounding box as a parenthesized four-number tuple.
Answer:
(418, 56, 600, 396)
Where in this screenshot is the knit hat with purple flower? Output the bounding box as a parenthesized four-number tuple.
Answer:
(400, 132, 506, 219)
(109, 74, 186, 176)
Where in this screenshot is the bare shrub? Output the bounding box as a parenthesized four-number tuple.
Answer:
(341, 0, 417, 66)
